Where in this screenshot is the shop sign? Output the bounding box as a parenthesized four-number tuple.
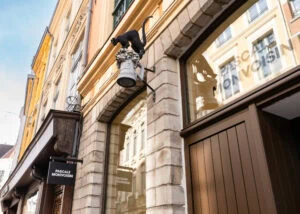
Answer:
(47, 161, 76, 185)
(116, 168, 132, 192)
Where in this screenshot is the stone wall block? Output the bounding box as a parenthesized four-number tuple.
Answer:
(156, 147, 182, 168)
(188, 2, 212, 28)
(146, 170, 156, 189)
(149, 114, 181, 137)
(177, 8, 202, 39)
(140, 49, 149, 67)
(160, 28, 173, 53)
(168, 19, 192, 47)
(155, 130, 182, 150)
(83, 150, 105, 164)
(154, 38, 165, 64)
(147, 98, 180, 125)
(199, 0, 223, 16)
(147, 56, 177, 82)
(165, 44, 184, 58)
(215, 0, 232, 4)
(82, 162, 104, 175)
(146, 153, 156, 172)
(147, 44, 155, 69)
(155, 185, 185, 206)
(76, 183, 102, 199)
(146, 188, 156, 208)
(84, 207, 102, 214)
(147, 206, 185, 214)
(148, 71, 179, 91)
(156, 166, 182, 186)
(155, 84, 180, 102)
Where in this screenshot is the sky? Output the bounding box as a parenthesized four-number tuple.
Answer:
(0, 0, 57, 145)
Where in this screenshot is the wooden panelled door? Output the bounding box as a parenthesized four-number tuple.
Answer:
(185, 108, 277, 214)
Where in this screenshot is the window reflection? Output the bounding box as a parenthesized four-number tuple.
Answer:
(106, 98, 147, 214)
(187, 0, 299, 122)
(23, 191, 38, 214)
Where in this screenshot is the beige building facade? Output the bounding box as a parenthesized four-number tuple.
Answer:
(74, 0, 300, 213)
(1, 0, 299, 214)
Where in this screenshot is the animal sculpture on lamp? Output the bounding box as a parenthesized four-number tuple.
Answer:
(111, 16, 153, 59)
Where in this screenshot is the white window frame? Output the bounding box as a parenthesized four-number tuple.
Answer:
(218, 58, 241, 101)
(215, 27, 232, 47)
(247, 0, 268, 23)
(290, 0, 300, 17)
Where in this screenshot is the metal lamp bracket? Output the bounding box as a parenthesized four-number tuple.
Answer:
(138, 65, 156, 102)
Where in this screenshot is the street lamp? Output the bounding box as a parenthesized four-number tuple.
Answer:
(116, 48, 156, 101)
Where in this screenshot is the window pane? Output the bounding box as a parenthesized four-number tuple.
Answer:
(248, 0, 268, 22)
(290, 0, 300, 16)
(186, 2, 299, 122)
(106, 98, 147, 213)
(23, 192, 38, 214)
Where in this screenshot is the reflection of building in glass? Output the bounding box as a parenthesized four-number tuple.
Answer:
(23, 192, 38, 214)
(107, 98, 147, 214)
(187, 0, 299, 121)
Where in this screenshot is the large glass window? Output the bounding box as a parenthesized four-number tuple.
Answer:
(23, 192, 38, 214)
(186, 1, 299, 122)
(106, 97, 147, 213)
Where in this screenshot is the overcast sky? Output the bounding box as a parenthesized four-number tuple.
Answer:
(0, 0, 57, 145)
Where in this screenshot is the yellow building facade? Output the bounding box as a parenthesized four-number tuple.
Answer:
(18, 29, 51, 159)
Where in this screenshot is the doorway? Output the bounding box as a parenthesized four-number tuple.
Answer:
(185, 109, 276, 214)
(105, 92, 147, 214)
(260, 91, 300, 213)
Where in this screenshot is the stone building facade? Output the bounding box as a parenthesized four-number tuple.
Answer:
(74, 0, 300, 213)
(1, 0, 299, 214)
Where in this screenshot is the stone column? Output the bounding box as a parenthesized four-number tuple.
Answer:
(144, 52, 185, 213)
(72, 110, 107, 214)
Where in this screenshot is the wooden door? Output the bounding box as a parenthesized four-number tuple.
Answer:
(185, 108, 277, 214)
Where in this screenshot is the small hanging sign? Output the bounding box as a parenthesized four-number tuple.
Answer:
(47, 157, 81, 186)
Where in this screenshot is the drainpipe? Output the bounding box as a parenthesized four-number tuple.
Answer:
(82, 0, 93, 69)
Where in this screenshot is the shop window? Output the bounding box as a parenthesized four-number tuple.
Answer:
(113, 0, 134, 28)
(253, 32, 282, 80)
(248, 0, 268, 23)
(106, 97, 147, 213)
(23, 191, 38, 214)
(216, 27, 232, 47)
(185, 1, 298, 123)
(290, 0, 300, 17)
